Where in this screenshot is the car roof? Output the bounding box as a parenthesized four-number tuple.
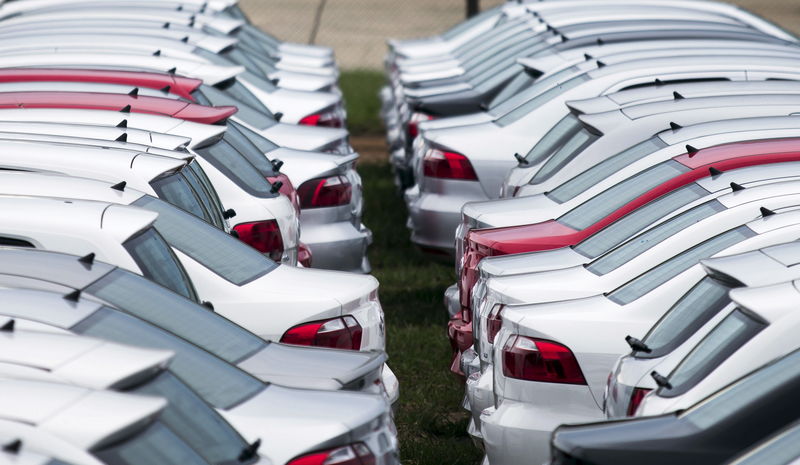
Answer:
(0, 323, 172, 390)
(0, 195, 158, 249)
(0, 120, 190, 150)
(0, 171, 146, 206)
(0, 91, 236, 125)
(0, 248, 115, 290)
(0, 68, 201, 100)
(0, 378, 166, 449)
(585, 54, 800, 80)
(0, 138, 187, 187)
(659, 116, 800, 146)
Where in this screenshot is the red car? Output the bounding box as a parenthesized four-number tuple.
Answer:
(449, 137, 800, 373)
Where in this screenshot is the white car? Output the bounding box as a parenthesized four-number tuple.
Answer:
(606, 240, 800, 418)
(0, 193, 386, 353)
(0, 377, 199, 465)
(0, 290, 399, 465)
(0, 327, 273, 465)
(636, 277, 800, 422)
(0, 243, 396, 400)
(482, 194, 800, 465)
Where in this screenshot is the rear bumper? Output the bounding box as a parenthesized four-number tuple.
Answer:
(405, 188, 465, 252)
(301, 220, 372, 273)
(444, 283, 461, 319)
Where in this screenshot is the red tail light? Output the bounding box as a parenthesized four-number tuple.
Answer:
(299, 108, 343, 128)
(233, 220, 284, 262)
(407, 111, 434, 139)
(267, 174, 300, 214)
(486, 304, 505, 344)
(423, 148, 478, 180)
(298, 175, 352, 209)
(298, 242, 313, 268)
(627, 388, 652, 417)
(502, 335, 586, 385)
(281, 316, 363, 350)
(287, 443, 376, 465)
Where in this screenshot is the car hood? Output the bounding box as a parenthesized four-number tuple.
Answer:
(238, 343, 386, 390)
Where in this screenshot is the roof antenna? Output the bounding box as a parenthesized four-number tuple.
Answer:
(167, 67, 177, 75)
(559, 34, 568, 43)
(120, 105, 131, 113)
(625, 335, 651, 353)
(686, 144, 699, 157)
(0, 320, 13, 332)
(64, 289, 81, 302)
(761, 206, 776, 217)
(160, 85, 171, 94)
(115, 133, 128, 143)
(709, 167, 723, 177)
(655, 78, 665, 86)
(596, 60, 606, 68)
(116, 119, 128, 128)
(583, 53, 593, 61)
(181, 36, 190, 43)
(129, 88, 140, 98)
(2, 439, 21, 454)
(651, 371, 672, 390)
(270, 181, 284, 194)
(730, 182, 746, 192)
(669, 122, 682, 131)
(673, 91, 685, 100)
(78, 253, 95, 266)
(111, 181, 127, 192)
(152, 49, 161, 57)
(514, 153, 529, 165)
(596, 37, 604, 46)
(270, 78, 280, 86)
(163, 22, 170, 29)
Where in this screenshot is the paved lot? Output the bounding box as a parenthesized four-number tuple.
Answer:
(239, 0, 800, 70)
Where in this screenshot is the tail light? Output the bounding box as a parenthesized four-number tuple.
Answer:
(298, 242, 313, 267)
(233, 220, 284, 262)
(486, 304, 505, 344)
(298, 175, 352, 208)
(281, 316, 363, 350)
(627, 388, 652, 417)
(287, 443, 375, 465)
(300, 107, 343, 128)
(502, 335, 586, 385)
(407, 111, 433, 139)
(423, 148, 478, 180)
(267, 173, 300, 214)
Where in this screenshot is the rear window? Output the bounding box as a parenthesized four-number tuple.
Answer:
(223, 122, 278, 177)
(640, 277, 736, 359)
(487, 71, 536, 110)
(574, 184, 709, 260)
(86, 268, 266, 363)
(194, 84, 276, 131)
(547, 138, 668, 204)
(122, 228, 197, 301)
(527, 114, 599, 170)
(182, 161, 226, 229)
(607, 226, 756, 305)
(133, 196, 275, 286)
(489, 66, 579, 114)
(74, 307, 264, 409)
(150, 171, 209, 223)
(495, 74, 590, 127)
(661, 308, 766, 398)
(93, 420, 208, 465)
(230, 120, 279, 153)
(586, 199, 726, 275)
(732, 422, 800, 465)
(557, 160, 690, 230)
(195, 138, 276, 198)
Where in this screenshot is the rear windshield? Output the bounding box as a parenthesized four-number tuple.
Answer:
(122, 228, 197, 301)
(586, 199, 727, 275)
(150, 171, 210, 223)
(194, 84, 276, 131)
(94, 420, 208, 465)
(195, 137, 276, 198)
(495, 73, 590, 127)
(641, 277, 735, 359)
(685, 349, 800, 429)
(74, 307, 264, 409)
(489, 66, 579, 114)
(525, 114, 599, 169)
(547, 138, 668, 204)
(133, 196, 275, 285)
(223, 122, 278, 177)
(182, 161, 226, 229)
(574, 184, 709, 260)
(230, 120, 279, 153)
(662, 308, 766, 398)
(607, 226, 756, 305)
(557, 160, 690, 230)
(86, 268, 266, 363)
(487, 71, 536, 110)
(732, 422, 800, 465)
(130, 372, 254, 465)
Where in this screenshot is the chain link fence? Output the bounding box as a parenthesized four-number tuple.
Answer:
(238, 0, 800, 70)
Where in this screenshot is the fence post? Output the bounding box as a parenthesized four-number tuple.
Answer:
(466, 0, 479, 18)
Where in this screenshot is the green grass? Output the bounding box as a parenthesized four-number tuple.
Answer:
(340, 69, 385, 135)
(358, 160, 482, 465)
